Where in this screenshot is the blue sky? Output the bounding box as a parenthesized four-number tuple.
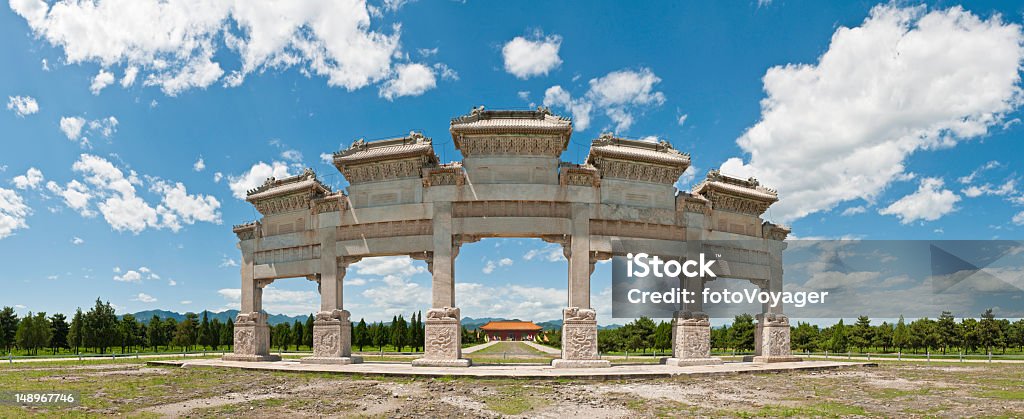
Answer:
(2, 0, 1024, 323)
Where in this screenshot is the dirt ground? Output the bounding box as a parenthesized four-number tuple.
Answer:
(2, 359, 1022, 417)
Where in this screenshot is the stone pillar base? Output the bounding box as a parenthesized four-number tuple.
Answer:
(663, 357, 723, 366)
(551, 359, 611, 368)
(411, 358, 473, 367)
(304, 310, 355, 365)
(226, 315, 276, 362)
(222, 354, 281, 362)
(300, 356, 364, 365)
(557, 307, 607, 367)
(668, 311, 720, 367)
(753, 313, 799, 363)
(415, 307, 470, 367)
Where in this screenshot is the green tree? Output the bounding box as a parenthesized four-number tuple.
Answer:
(893, 315, 909, 353)
(873, 322, 894, 353)
(49, 313, 69, 355)
(370, 322, 385, 350)
(598, 328, 622, 353)
(391, 315, 407, 351)
(354, 318, 368, 351)
(979, 309, 1001, 354)
(147, 315, 164, 351)
(16, 312, 51, 355)
(961, 318, 980, 353)
(850, 316, 873, 352)
(0, 306, 19, 354)
(828, 319, 849, 353)
(292, 320, 303, 351)
(937, 311, 958, 354)
(84, 298, 118, 354)
(791, 322, 819, 353)
(197, 311, 212, 350)
(653, 320, 672, 353)
(304, 314, 314, 348)
(272, 323, 291, 351)
(222, 318, 234, 350)
(118, 314, 138, 353)
(727, 314, 755, 351)
(67, 308, 84, 354)
(209, 318, 222, 350)
(172, 313, 199, 351)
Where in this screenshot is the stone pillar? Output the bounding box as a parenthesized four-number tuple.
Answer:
(225, 227, 280, 362)
(302, 225, 362, 365)
(413, 201, 470, 367)
(552, 204, 610, 368)
(665, 275, 722, 366)
(752, 240, 800, 363)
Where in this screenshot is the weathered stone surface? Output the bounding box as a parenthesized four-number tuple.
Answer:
(753, 313, 801, 363)
(223, 322, 279, 362)
(414, 310, 470, 367)
(665, 311, 722, 366)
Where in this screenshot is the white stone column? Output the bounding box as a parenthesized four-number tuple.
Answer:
(414, 201, 470, 367)
(302, 226, 362, 365)
(225, 225, 279, 362)
(753, 240, 800, 363)
(553, 204, 610, 368)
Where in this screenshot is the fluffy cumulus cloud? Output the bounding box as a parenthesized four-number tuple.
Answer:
(46, 154, 220, 233)
(59, 115, 118, 148)
(720, 5, 1024, 222)
(543, 68, 665, 131)
(502, 32, 562, 79)
(0, 188, 31, 240)
(879, 177, 960, 223)
(227, 161, 291, 199)
(217, 286, 318, 316)
(132, 292, 157, 303)
(6, 95, 39, 117)
(90, 69, 115, 94)
(59, 116, 86, 143)
(192, 157, 205, 172)
(378, 63, 436, 100)
(9, 0, 446, 97)
(12, 167, 44, 190)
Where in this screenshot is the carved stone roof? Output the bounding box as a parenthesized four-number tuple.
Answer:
(585, 134, 691, 168)
(333, 132, 438, 167)
(691, 170, 778, 202)
(245, 168, 330, 201)
(449, 106, 572, 136)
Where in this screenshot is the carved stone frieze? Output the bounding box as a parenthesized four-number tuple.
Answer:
(232, 222, 260, 241)
(596, 159, 687, 184)
(312, 194, 347, 214)
(253, 244, 321, 265)
(336, 219, 433, 241)
(453, 201, 571, 218)
(762, 222, 791, 241)
(457, 136, 566, 157)
(589, 219, 684, 241)
(423, 164, 465, 187)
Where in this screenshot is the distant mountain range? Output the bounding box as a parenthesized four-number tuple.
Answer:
(124, 310, 622, 329)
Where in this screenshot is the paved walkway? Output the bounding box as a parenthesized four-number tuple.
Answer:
(150, 358, 873, 379)
(522, 341, 561, 355)
(461, 341, 500, 354)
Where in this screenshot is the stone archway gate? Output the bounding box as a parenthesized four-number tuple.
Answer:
(224, 107, 798, 367)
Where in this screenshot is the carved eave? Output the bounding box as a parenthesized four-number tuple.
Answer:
(762, 222, 791, 241)
(245, 169, 331, 216)
(333, 132, 439, 184)
(558, 163, 600, 187)
(311, 192, 348, 214)
(450, 106, 573, 136)
(233, 221, 260, 241)
(422, 163, 465, 188)
(676, 192, 711, 214)
(585, 134, 691, 184)
(693, 170, 778, 216)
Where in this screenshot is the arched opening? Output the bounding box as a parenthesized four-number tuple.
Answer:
(453, 238, 569, 364)
(343, 255, 432, 360)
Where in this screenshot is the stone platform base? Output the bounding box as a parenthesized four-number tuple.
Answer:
(663, 357, 723, 367)
(299, 356, 363, 365)
(411, 358, 472, 367)
(745, 355, 803, 363)
(551, 359, 611, 368)
(222, 354, 281, 362)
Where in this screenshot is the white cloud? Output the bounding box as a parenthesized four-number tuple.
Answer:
(0, 188, 31, 240)
(10, 0, 409, 96)
(351, 256, 425, 277)
(280, 150, 303, 163)
(721, 5, 1024, 222)
(879, 177, 960, 224)
(6, 96, 39, 117)
(482, 260, 496, 274)
(228, 161, 291, 199)
(961, 179, 1016, 198)
(132, 292, 157, 303)
(59, 116, 87, 143)
(180, 300, 192, 305)
(168, 279, 177, 286)
(150, 180, 222, 228)
(517, 91, 530, 101)
(90, 69, 115, 95)
(71, 236, 84, 245)
(319, 153, 333, 164)
(213, 172, 223, 183)
(121, 66, 139, 88)
(958, 161, 1000, 184)
(218, 286, 318, 316)
(1013, 211, 1024, 226)
(88, 116, 119, 138)
(220, 256, 239, 268)
(677, 114, 688, 127)
(379, 63, 437, 100)
(12, 168, 44, 190)
(543, 68, 665, 132)
(193, 158, 206, 172)
(840, 205, 867, 216)
(114, 270, 143, 283)
(46, 180, 95, 217)
(502, 33, 562, 79)
(523, 243, 566, 262)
